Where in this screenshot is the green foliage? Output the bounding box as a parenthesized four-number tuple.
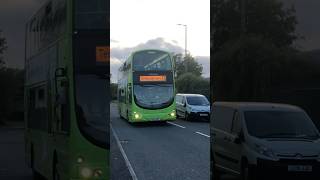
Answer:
(0, 31, 24, 122)
(212, 0, 298, 52)
(175, 54, 203, 78)
(0, 30, 7, 67)
(176, 73, 210, 99)
(0, 68, 24, 121)
(213, 35, 320, 101)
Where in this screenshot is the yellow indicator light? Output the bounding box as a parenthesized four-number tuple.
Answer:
(77, 156, 84, 163)
(80, 167, 92, 178)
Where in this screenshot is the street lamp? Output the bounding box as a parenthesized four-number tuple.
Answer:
(177, 24, 188, 72)
(177, 24, 187, 58)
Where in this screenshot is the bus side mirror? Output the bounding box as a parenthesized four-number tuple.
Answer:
(55, 68, 67, 78)
(54, 68, 68, 96)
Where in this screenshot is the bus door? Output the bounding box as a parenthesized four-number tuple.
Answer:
(54, 68, 70, 134)
(127, 83, 132, 115)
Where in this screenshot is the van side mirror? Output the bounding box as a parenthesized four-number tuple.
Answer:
(234, 131, 244, 144)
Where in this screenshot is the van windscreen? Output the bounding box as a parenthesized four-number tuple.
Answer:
(244, 111, 320, 140)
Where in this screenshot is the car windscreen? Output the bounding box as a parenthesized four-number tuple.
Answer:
(244, 110, 320, 140)
(186, 96, 209, 106)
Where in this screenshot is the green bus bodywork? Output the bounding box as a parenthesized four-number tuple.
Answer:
(118, 49, 176, 122)
(24, 0, 109, 179)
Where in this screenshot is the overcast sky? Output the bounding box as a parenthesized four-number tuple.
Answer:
(110, 0, 211, 83)
(1, 0, 320, 73)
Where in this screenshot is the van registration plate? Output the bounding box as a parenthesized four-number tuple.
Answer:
(200, 114, 208, 116)
(288, 165, 312, 172)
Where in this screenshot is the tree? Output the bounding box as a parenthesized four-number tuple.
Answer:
(176, 73, 210, 99)
(212, 0, 298, 53)
(0, 30, 7, 68)
(175, 54, 203, 78)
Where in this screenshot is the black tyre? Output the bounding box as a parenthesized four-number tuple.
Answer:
(212, 157, 221, 180)
(241, 161, 254, 180)
(31, 148, 45, 180)
(185, 112, 189, 121)
(53, 160, 60, 180)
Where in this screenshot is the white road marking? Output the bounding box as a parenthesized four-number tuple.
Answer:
(167, 122, 186, 129)
(195, 131, 210, 138)
(111, 125, 138, 180)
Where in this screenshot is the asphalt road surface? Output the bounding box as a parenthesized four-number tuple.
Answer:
(0, 126, 33, 180)
(110, 102, 210, 180)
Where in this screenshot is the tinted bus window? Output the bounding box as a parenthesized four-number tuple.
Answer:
(132, 50, 172, 71)
(74, 0, 108, 30)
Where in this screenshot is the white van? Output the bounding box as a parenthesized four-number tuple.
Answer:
(211, 102, 320, 180)
(175, 94, 210, 121)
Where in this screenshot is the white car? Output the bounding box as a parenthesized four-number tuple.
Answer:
(211, 102, 320, 180)
(176, 94, 210, 121)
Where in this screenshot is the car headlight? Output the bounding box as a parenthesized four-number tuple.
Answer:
(254, 144, 277, 159)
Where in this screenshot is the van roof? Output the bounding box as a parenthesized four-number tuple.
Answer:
(213, 102, 302, 111)
(176, 93, 205, 97)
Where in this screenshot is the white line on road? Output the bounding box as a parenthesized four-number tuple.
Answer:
(111, 125, 138, 180)
(195, 131, 210, 138)
(167, 122, 186, 129)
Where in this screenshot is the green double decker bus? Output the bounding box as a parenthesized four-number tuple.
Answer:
(118, 49, 176, 122)
(24, 0, 109, 179)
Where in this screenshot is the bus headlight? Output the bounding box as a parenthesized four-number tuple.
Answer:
(80, 167, 92, 178)
(133, 112, 140, 119)
(170, 112, 175, 117)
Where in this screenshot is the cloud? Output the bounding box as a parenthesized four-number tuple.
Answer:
(110, 37, 210, 83)
(195, 56, 210, 78)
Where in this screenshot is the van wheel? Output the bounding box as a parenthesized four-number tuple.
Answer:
(31, 151, 45, 180)
(212, 158, 221, 180)
(53, 159, 60, 180)
(185, 112, 189, 121)
(241, 162, 254, 180)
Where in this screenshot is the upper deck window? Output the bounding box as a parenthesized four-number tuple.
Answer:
(132, 50, 172, 71)
(74, 0, 108, 30)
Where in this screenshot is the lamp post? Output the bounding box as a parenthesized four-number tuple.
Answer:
(177, 24, 188, 72)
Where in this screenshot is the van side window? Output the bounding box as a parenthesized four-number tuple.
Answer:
(176, 95, 181, 103)
(231, 111, 241, 134)
(212, 106, 235, 132)
(182, 97, 185, 105)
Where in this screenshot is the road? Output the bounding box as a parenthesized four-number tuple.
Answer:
(0, 126, 33, 180)
(111, 102, 210, 180)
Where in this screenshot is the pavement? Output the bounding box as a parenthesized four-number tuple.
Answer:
(110, 102, 210, 180)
